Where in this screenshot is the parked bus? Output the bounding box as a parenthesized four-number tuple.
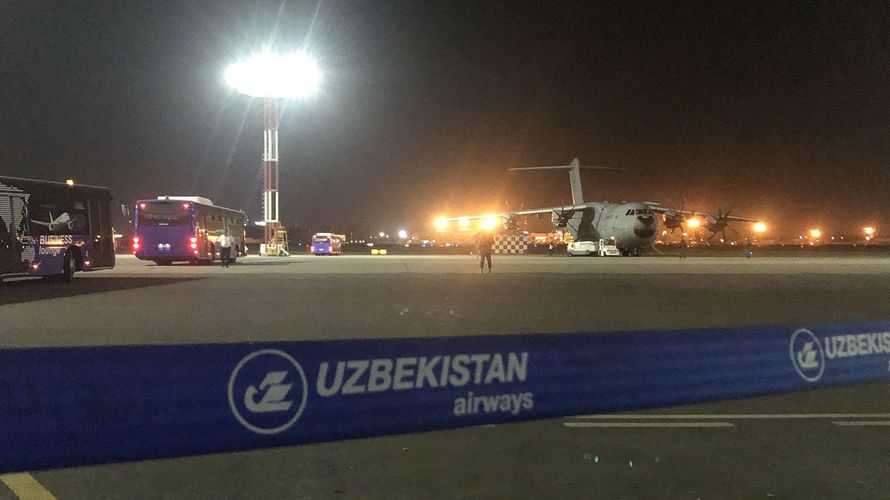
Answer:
(311, 233, 344, 255)
(133, 196, 246, 265)
(0, 177, 115, 282)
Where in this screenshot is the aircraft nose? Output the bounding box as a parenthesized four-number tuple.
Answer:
(634, 215, 656, 238)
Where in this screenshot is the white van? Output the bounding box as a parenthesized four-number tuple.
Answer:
(567, 239, 620, 257)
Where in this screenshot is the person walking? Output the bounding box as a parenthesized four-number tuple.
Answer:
(478, 232, 494, 273)
(678, 237, 688, 259)
(218, 230, 234, 268)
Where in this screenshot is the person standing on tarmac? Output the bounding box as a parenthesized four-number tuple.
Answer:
(678, 237, 688, 259)
(218, 230, 234, 268)
(477, 231, 494, 273)
(746, 238, 753, 259)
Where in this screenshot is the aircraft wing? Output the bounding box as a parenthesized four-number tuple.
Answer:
(445, 204, 591, 221)
(644, 203, 764, 222)
(704, 213, 762, 222)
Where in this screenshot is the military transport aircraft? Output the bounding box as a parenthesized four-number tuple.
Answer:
(440, 159, 764, 256)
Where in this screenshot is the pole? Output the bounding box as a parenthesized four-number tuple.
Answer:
(263, 97, 280, 245)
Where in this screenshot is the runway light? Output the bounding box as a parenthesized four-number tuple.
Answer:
(686, 218, 701, 229)
(809, 228, 822, 239)
(864, 226, 875, 236)
(753, 222, 767, 233)
(434, 217, 449, 230)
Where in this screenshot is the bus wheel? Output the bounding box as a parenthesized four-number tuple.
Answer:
(62, 251, 76, 282)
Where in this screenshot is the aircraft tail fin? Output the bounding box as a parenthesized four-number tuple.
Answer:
(509, 158, 623, 206)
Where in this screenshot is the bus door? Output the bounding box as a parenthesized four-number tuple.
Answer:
(0, 193, 28, 275)
(88, 198, 114, 267)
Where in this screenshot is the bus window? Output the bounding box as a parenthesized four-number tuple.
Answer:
(29, 200, 90, 236)
(137, 203, 191, 226)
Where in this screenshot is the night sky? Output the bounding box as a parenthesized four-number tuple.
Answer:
(3, 2, 890, 238)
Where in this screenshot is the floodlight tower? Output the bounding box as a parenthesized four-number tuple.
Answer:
(262, 97, 280, 245)
(225, 50, 321, 245)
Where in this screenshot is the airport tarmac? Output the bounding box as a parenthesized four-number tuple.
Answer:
(1, 254, 889, 499)
(4, 254, 890, 347)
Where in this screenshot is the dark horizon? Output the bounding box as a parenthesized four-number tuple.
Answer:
(3, 2, 890, 238)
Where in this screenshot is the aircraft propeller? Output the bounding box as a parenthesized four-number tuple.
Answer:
(663, 198, 689, 235)
(706, 208, 740, 243)
(553, 200, 578, 233)
(504, 201, 524, 232)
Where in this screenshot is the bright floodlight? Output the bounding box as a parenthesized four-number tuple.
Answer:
(398, 229, 408, 239)
(434, 217, 449, 230)
(686, 217, 701, 229)
(753, 222, 767, 233)
(458, 218, 470, 229)
(809, 228, 822, 239)
(480, 215, 499, 231)
(864, 226, 876, 236)
(225, 51, 321, 98)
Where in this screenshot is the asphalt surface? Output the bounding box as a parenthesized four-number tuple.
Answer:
(1, 254, 889, 499)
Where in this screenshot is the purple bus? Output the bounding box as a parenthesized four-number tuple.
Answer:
(0, 177, 115, 282)
(311, 233, 344, 255)
(133, 196, 246, 265)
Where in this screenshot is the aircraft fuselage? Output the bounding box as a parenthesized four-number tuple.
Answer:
(554, 202, 659, 253)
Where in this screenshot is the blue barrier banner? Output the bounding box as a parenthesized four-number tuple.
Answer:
(1, 322, 890, 472)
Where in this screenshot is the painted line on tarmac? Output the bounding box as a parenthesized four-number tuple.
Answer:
(564, 422, 734, 429)
(567, 413, 890, 420)
(832, 421, 890, 427)
(0, 473, 56, 500)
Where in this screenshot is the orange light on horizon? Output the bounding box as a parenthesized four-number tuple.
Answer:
(686, 217, 701, 229)
(864, 226, 876, 236)
(434, 217, 449, 230)
(809, 228, 822, 239)
(458, 218, 470, 229)
(753, 222, 767, 233)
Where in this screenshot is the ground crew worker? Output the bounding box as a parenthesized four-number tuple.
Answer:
(746, 238, 753, 259)
(678, 237, 688, 259)
(477, 232, 494, 273)
(218, 230, 234, 268)
(548, 242, 555, 256)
